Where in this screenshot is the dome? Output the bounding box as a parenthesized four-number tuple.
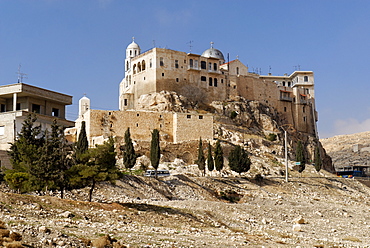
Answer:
(201, 42, 224, 60)
(127, 40, 140, 50)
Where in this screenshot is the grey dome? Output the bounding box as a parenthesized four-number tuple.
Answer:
(201, 43, 224, 60)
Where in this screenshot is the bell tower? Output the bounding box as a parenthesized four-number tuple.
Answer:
(125, 37, 141, 75)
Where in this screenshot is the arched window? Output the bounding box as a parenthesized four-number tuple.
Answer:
(214, 78, 218, 87)
(189, 59, 193, 68)
(137, 62, 141, 72)
(288, 82, 291, 87)
(209, 77, 213, 86)
(201, 61, 206, 69)
(133, 64, 137, 74)
(135, 50, 137, 56)
(304, 76, 308, 82)
(126, 61, 129, 71)
(130, 50, 132, 56)
(213, 63, 217, 71)
(282, 81, 286, 86)
(142, 60, 146, 71)
(150, 59, 152, 68)
(236, 67, 239, 75)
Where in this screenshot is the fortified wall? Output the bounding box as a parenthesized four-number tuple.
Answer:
(74, 109, 213, 147)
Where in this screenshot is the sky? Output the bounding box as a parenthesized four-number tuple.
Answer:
(1, 0, 370, 139)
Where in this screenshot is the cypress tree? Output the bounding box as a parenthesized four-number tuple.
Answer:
(150, 129, 160, 177)
(207, 142, 214, 173)
(122, 128, 137, 172)
(75, 121, 88, 162)
(196, 138, 206, 176)
(314, 146, 322, 172)
(228, 145, 251, 175)
(296, 140, 306, 173)
(214, 140, 224, 176)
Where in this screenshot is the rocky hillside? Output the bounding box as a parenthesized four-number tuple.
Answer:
(320, 131, 370, 170)
(130, 91, 334, 174)
(2, 167, 370, 247)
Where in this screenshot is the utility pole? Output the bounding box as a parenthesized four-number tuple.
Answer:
(285, 130, 288, 182)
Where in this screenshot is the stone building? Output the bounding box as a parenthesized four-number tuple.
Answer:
(119, 39, 317, 136)
(74, 38, 318, 148)
(0, 83, 74, 168)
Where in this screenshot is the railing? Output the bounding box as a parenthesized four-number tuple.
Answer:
(280, 95, 293, 102)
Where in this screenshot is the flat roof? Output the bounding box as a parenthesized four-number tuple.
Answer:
(0, 83, 72, 105)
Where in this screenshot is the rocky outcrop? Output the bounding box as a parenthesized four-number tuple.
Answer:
(137, 91, 194, 112)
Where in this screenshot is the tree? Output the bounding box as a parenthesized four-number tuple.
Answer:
(122, 128, 138, 173)
(75, 121, 88, 162)
(41, 120, 72, 198)
(214, 140, 224, 176)
(228, 145, 251, 175)
(207, 142, 214, 174)
(196, 138, 206, 176)
(150, 129, 160, 177)
(6, 113, 45, 191)
(295, 140, 306, 174)
(68, 137, 118, 202)
(314, 146, 322, 172)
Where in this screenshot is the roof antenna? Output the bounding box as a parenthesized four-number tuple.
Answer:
(16, 64, 27, 83)
(187, 40, 193, 53)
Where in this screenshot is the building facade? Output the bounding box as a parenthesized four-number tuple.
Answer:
(119, 39, 318, 136)
(0, 83, 74, 168)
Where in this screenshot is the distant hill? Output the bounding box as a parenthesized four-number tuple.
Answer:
(320, 131, 370, 170)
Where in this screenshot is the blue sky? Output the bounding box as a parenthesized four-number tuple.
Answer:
(1, 0, 370, 138)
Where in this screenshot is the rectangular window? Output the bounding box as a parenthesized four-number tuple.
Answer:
(52, 108, 59, 117)
(194, 60, 198, 69)
(199, 115, 203, 119)
(175, 60, 179, 68)
(32, 104, 41, 114)
(160, 57, 164, 66)
(0, 104, 5, 112)
(124, 99, 128, 106)
(16, 103, 21, 110)
(162, 73, 164, 77)
(214, 78, 218, 87)
(176, 78, 179, 82)
(201, 76, 206, 81)
(208, 62, 212, 70)
(0, 126, 4, 135)
(201, 61, 206, 69)
(209, 77, 213, 86)
(187, 115, 191, 119)
(150, 59, 152, 68)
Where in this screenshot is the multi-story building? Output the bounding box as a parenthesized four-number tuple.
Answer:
(0, 83, 74, 168)
(118, 39, 317, 136)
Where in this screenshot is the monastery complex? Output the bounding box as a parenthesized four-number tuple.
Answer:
(0, 38, 319, 167)
(74, 39, 318, 146)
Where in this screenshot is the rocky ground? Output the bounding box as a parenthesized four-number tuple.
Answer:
(1, 165, 370, 247)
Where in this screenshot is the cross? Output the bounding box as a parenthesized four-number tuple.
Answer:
(210, 41, 214, 48)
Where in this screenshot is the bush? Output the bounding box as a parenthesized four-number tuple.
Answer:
(230, 111, 238, 119)
(266, 133, 277, 141)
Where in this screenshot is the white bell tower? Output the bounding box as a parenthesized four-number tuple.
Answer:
(125, 37, 141, 75)
(79, 94, 90, 117)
